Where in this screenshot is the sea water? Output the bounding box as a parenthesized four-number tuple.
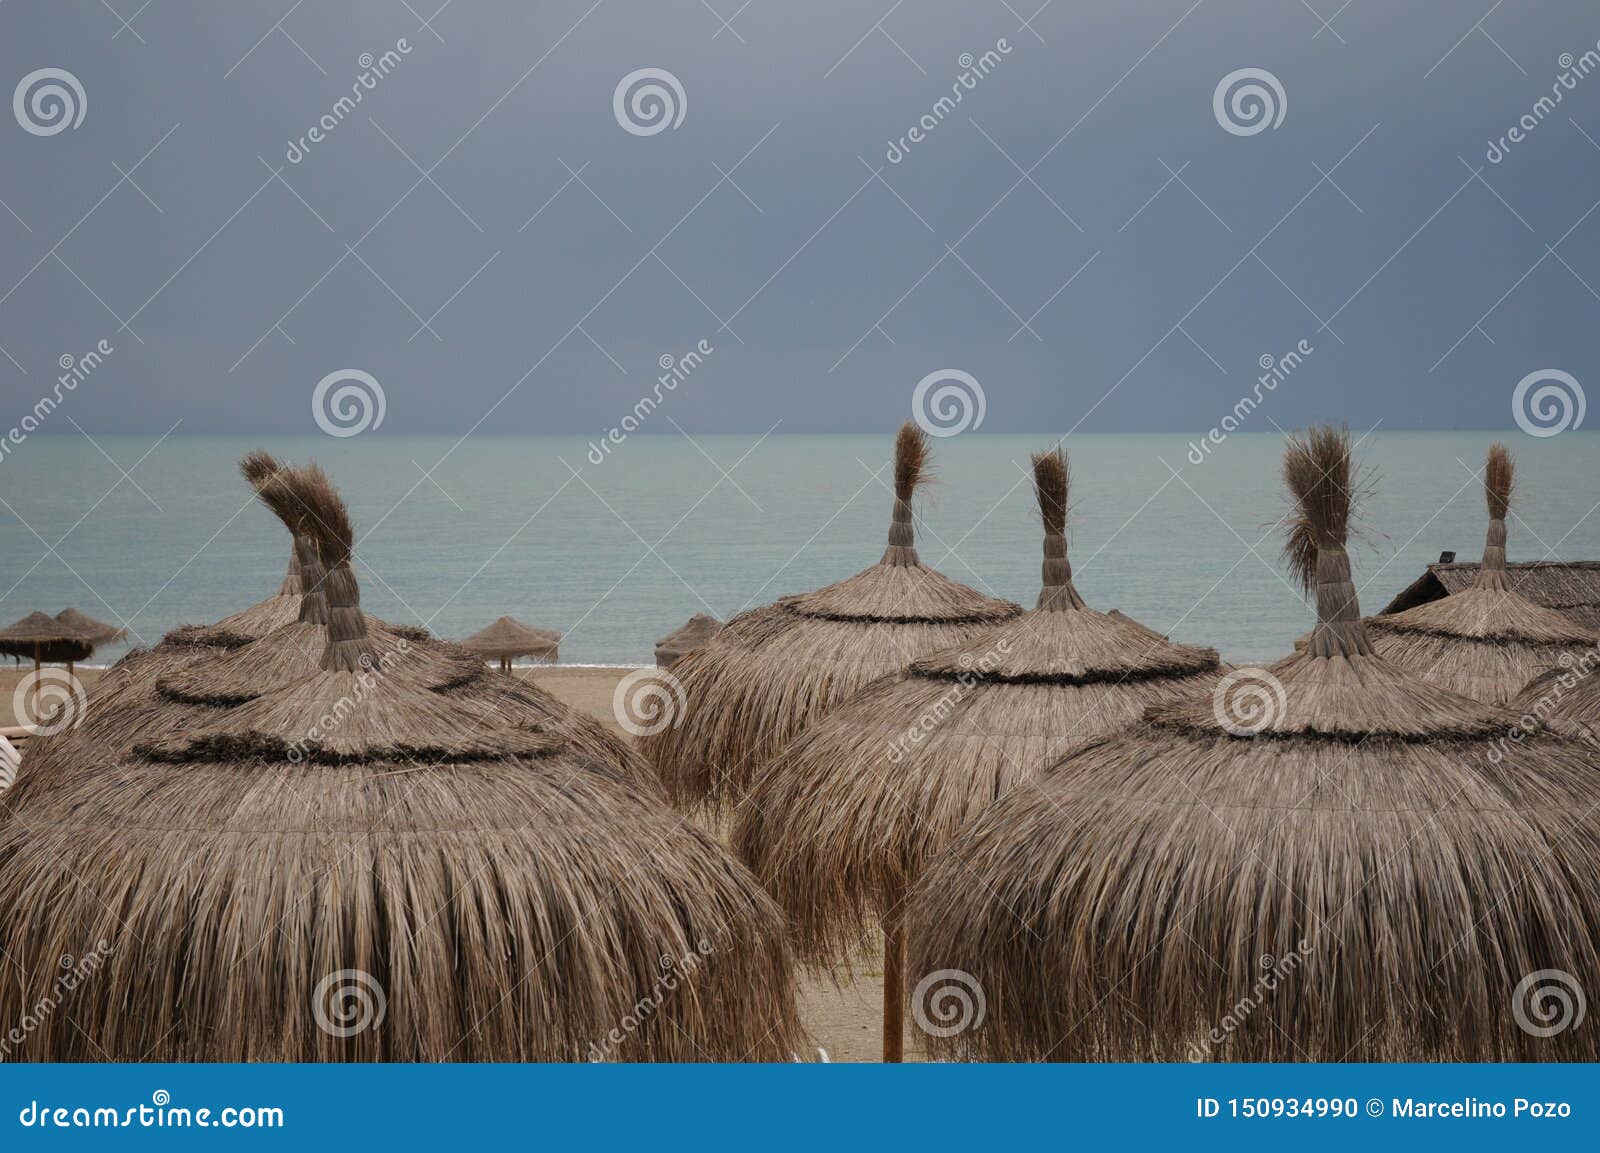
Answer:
(1, 431, 1595, 666)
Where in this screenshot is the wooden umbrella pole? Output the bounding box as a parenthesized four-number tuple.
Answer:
(882, 902, 906, 1063)
(32, 641, 40, 679)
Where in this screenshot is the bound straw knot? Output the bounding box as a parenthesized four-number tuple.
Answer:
(881, 423, 928, 567)
(1283, 425, 1373, 658)
(1032, 447, 1084, 611)
(1475, 444, 1514, 590)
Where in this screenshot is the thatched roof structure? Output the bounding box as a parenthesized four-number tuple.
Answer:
(53, 608, 125, 646)
(0, 612, 94, 665)
(909, 426, 1600, 1062)
(11, 454, 649, 808)
(0, 465, 801, 1061)
(1511, 644, 1600, 744)
(640, 424, 1021, 810)
(1366, 444, 1597, 703)
(1383, 558, 1600, 632)
(4, 454, 345, 805)
(656, 613, 723, 667)
(458, 616, 560, 663)
(733, 447, 1222, 1060)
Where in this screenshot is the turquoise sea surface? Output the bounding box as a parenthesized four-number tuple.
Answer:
(1, 432, 1595, 666)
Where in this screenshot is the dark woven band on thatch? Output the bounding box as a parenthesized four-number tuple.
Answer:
(909, 609, 1218, 684)
(153, 621, 482, 707)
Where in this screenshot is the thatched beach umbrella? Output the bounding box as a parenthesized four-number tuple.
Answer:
(53, 608, 125, 646)
(656, 613, 722, 668)
(14, 454, 647, 805)
(734, 447, 1222, 1060)
(1367, 444, 1597, 703)
(1511, 642, 1600, 744)
(459, 616, 560, 671)
(641, 423, 1021, 809)
(0, 612, 95, 676)
(0, 466, 802, 1061)
(908, 426, 1600, 1061)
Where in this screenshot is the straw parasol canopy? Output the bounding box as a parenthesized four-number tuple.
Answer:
(1511, 642, 1600, 744)
(0, 465, 802, 1061)
(656, 613, 723, 668)
(0, 612, 95, 668)
(13, 454, 650, 807)
(458, 616, 560, 671)
(53, 608, 125, 646)
(909, 426, 1600, 1062)
(1366, 443, 1597, 703)
(734, 447, 1222, 1061)
(641, 423, 1021, 810)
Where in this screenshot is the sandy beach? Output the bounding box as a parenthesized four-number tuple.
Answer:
(1, 662, 909, 1063)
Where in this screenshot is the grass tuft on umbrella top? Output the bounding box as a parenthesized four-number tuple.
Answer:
(908, 425, 1600, 1062)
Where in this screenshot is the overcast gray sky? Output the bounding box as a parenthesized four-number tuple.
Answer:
(1, 0, 1598, 434)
